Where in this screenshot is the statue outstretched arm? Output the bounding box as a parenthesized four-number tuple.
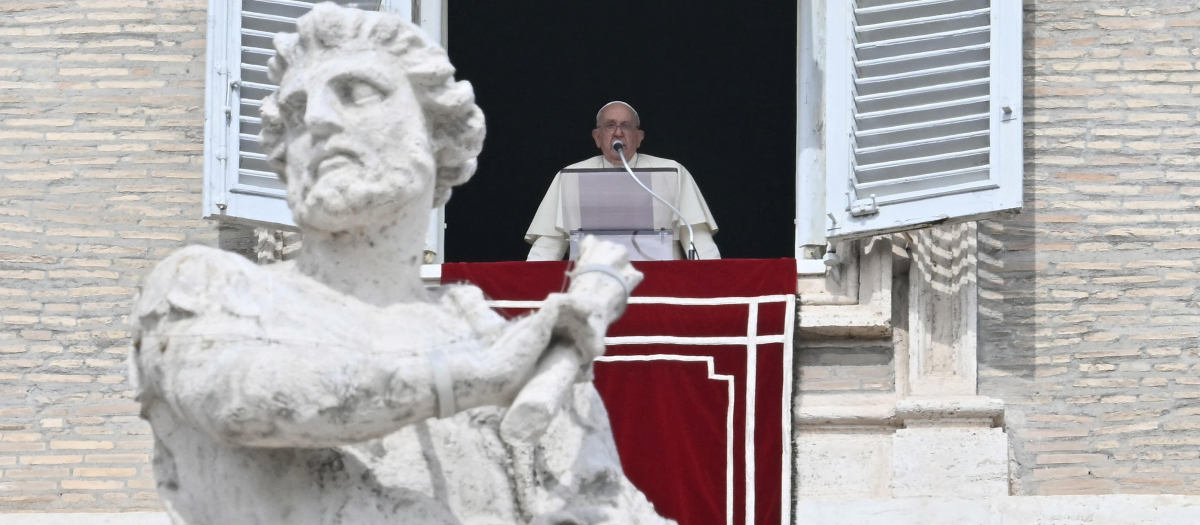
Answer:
(129, 246, 573, 448)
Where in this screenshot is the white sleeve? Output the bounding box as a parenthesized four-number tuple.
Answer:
(680, 223, 721, 260)
(527, 235, 568, 261)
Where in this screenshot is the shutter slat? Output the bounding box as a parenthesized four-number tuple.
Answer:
(858, 120, 988, 149)
(856, 82, 988, 116)
(856, 0, 964, 16)
(241, 10, 299, 25)
(238, 168, 281, 178)
(857, 0, 989, 25)
(855, 129, 989, 155)
(856, 94, 988, 120)
(855, 42, 989, 68)
(856, 60, 988, 86)
(240, 80, 277, 92)
(857, 27, 989, 61)
(855, 76, 989, 104)
(856, 147, 989, 173)
(855, 7, 990, 33)
(856, 112, 989, 137)
(255, 0, 321, 9)
(234, 175, 287, 193)
(862, 177, 996, 205)
(856, 133, 989, 166)
(856, 25, 987, 51)
(856, 61, 989, 97)
(230, 183, 288, 198)
(241, 28, 279, 39)
(242, 46, 277, 56)
(854, 165, 990, 192)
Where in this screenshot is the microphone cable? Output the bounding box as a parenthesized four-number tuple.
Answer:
(613, 141, 699, 260)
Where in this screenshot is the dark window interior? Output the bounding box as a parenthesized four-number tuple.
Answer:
(445, 0, 797, 261)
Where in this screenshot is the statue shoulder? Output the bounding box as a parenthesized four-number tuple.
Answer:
(133, 245, 268, 327)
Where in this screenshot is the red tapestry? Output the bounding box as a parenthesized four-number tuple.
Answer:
(442, 259, 796, 525)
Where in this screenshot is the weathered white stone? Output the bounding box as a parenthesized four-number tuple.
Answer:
(129, 4, 672, 524)
(16, 495, 1200, 525)
(797, 495, 1200, 525)
(795, 431, 893, 500)
(892, 427, 1008, 499)
(0, 514, 172, 525)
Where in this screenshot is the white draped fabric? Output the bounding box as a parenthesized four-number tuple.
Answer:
(525, 154, 721, 261)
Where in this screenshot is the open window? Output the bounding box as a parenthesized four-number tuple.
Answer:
(819, 0, 1022, 242)
(201, 0, 448, 259)
(202, 0, 389, 227)
(201, 0, 1022, 266)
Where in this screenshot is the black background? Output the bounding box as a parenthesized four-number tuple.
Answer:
(444, 0, 797, 261)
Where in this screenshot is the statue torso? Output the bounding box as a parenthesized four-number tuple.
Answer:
(133, 246, 660, 525)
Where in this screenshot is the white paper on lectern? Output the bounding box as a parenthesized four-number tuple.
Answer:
(559, 168, 681, 233)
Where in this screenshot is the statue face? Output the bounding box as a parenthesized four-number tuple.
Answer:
(275, 49, 434, 233)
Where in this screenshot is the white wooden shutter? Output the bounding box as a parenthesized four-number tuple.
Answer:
(823, 0, 1022, 241)
(202, 0, 383, 228)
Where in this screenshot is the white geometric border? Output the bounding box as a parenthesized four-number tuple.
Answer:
(498, 294, 796, 525)
(595, 354, 736, 525)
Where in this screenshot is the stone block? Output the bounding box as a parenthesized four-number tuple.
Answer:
(892, 427, 1008, 499)
(795, 431, 892, 500)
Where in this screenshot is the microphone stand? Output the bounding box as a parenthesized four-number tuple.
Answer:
(613, 142, 698, 260)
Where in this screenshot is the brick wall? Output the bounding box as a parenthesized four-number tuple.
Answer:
(979, 0, 1200, 496)
(0, 0, 261, 511)
(796, 339, 894, 394)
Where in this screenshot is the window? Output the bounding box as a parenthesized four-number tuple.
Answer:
(806, 0, 1023, 246)
(202, 0, 1022, 264)
(201, 0, 447, 259)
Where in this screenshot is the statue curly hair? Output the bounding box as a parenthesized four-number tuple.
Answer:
(258, 2, 484, 208)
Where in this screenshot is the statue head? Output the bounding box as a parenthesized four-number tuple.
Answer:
(260, 3, 484, 233)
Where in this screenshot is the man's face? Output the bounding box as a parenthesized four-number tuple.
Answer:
(592, 104, 644, 163)
(276, 49, 434, 233)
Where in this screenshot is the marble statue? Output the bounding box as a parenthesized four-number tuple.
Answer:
(129, 3, 675, 524)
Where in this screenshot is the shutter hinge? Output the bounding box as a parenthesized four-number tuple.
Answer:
(846, 192, 879, 217)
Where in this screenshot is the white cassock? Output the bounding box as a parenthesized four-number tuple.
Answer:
(525, 153, 721, 261)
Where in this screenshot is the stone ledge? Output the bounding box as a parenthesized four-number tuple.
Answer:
(795, 402, 899, 427)
(796, 396, 1005, 428)
(797, 495, 1200, 525)
(0, 513, 169, 525)
(896, 396, 1005, 427)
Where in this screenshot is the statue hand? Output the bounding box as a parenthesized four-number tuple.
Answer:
(556, 236, 644, 360)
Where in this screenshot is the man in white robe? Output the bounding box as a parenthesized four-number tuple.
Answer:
(525, 102, 721, 261)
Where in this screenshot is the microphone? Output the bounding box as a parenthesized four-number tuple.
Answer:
(609, 140, 700, 260)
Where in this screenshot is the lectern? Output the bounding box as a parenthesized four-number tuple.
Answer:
(559, 167, 681, 261)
